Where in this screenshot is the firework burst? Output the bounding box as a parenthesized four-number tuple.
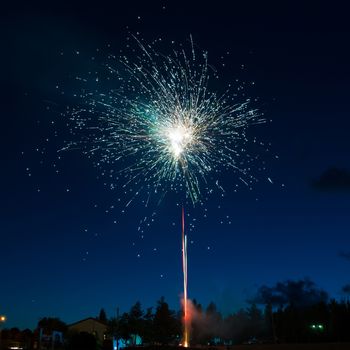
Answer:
(61, 36, 265, 206)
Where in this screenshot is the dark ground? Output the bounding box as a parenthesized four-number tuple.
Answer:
(130, 345, 350, 350)
(228, 344, 350, 350)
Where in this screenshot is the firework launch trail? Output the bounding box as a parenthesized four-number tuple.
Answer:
(182, 207, 189, 347)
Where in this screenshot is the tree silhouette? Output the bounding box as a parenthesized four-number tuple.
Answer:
(142, 307, 154, 344)
(128, 301, 144, 344)
(205, 302, 223, 344)
(98, 308, 107, 323)
(153, 297, 179, 344)
(118, 312, 131, 343)
(246, 303, 264, 339)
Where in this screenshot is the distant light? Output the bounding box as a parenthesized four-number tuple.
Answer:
(0, 315, 6, 322)
(310, 323, 324, 331)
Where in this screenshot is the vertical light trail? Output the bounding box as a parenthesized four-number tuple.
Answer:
(182, 206, 189, 347)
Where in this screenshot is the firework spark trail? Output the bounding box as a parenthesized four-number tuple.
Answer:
(182, 207, 189, 347)
(62, 36, 265, 207)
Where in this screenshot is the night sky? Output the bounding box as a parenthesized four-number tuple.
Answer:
(1, 1, 350, 329)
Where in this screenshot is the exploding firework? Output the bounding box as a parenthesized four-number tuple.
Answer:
(58, 36, 268, 346)
(61, 36, 265, 207)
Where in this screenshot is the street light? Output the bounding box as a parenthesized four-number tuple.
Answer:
(0, 315, 6, 350)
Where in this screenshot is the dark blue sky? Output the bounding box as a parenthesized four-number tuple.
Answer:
(1, 1, 350, 329)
